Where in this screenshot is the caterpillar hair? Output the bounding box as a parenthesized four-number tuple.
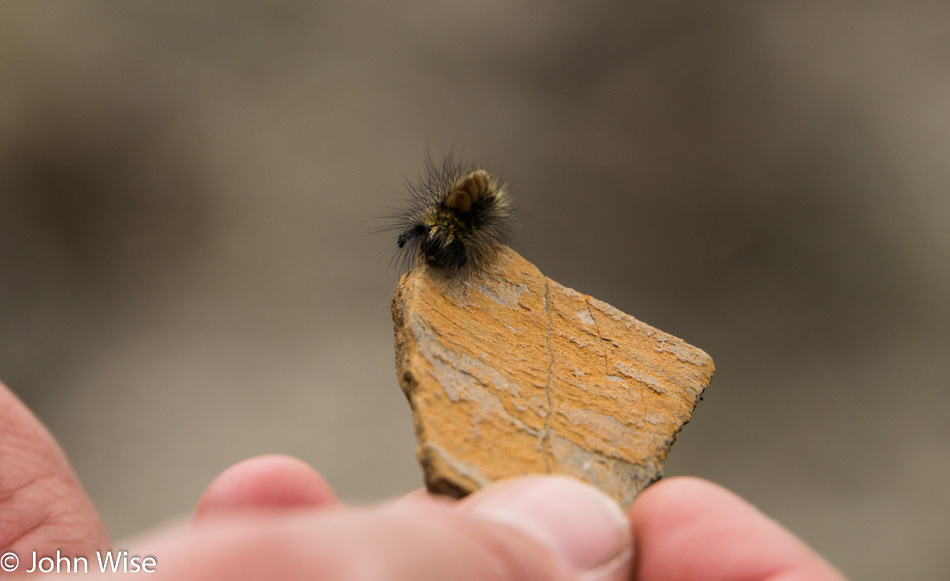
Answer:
(389, 155, 513, 275)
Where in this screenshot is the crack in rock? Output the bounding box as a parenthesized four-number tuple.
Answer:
(541, 278, 554, 472)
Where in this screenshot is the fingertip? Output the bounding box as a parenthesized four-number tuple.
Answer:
(630, 476, 738, 528)
(630, 476, 846, 581)
(464, 476, 632, 581)
(194, 455, 338, 522)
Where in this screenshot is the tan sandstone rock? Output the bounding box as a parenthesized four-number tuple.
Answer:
(391, 246, 714, 507)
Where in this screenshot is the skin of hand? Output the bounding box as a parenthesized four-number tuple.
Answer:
(0, 381, 845, 580)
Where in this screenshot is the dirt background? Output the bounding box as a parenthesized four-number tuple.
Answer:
(2, 3, 948, 578)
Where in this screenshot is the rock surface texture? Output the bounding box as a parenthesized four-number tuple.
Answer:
(391, 246, 714, 507)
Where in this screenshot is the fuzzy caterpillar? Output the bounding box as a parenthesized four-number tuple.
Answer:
(390, 156, 513, 274)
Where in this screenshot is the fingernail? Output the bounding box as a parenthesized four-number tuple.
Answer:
(464, 476, 631, 575)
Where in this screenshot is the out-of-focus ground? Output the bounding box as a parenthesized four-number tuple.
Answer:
(1, 3, 947, 578)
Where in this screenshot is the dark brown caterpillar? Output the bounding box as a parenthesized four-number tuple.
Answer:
(391, 156, 513, 273)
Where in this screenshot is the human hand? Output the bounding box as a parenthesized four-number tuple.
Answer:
(0, 380, 845, 579)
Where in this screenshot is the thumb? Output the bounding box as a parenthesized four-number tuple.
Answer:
(128, 476, 631, 581)
(461, 476, 632, 580)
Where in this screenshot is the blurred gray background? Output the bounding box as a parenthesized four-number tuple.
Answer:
(2, 3, 947, 579)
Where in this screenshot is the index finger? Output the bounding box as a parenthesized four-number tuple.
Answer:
(629, 477, 845, 581)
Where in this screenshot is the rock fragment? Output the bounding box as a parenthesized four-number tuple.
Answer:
(391, 246, 714, 507)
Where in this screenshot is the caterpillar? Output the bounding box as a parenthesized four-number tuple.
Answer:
(389, 155, 513, 275)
